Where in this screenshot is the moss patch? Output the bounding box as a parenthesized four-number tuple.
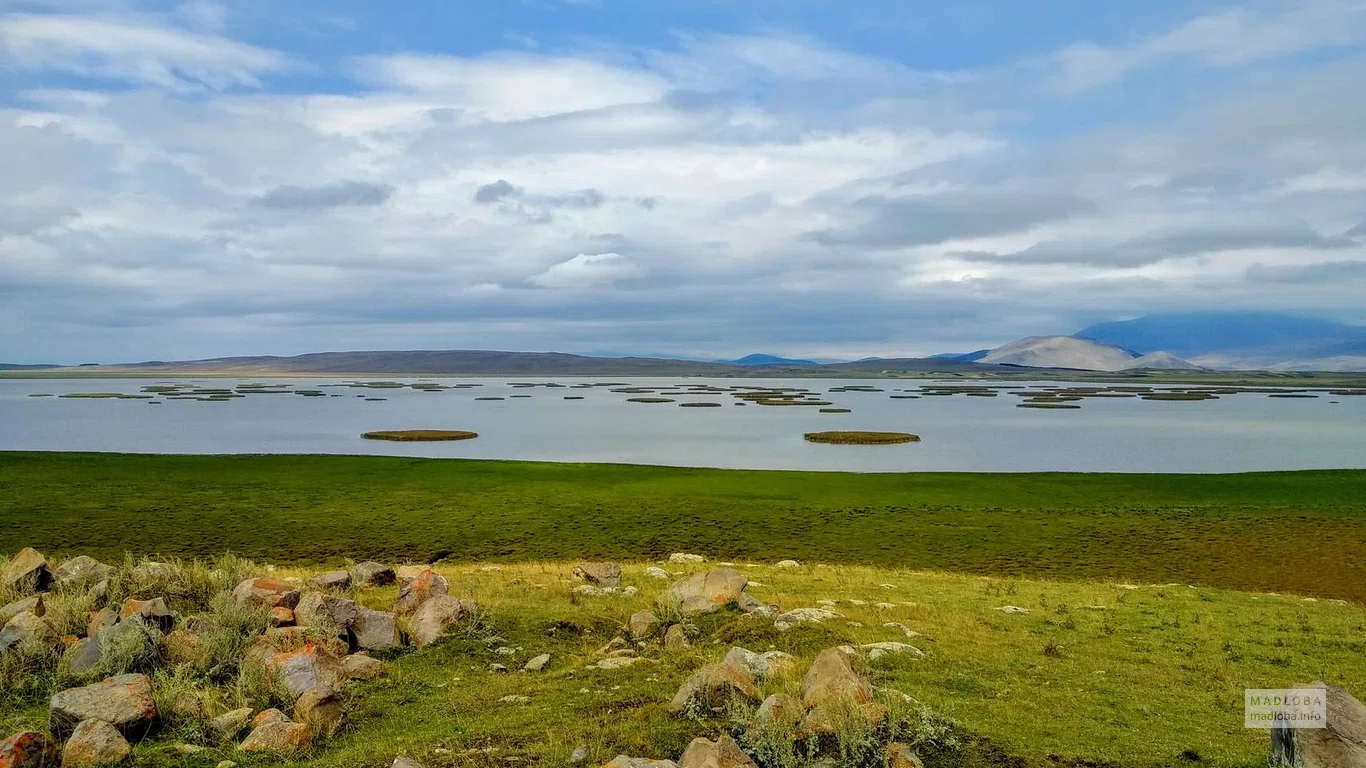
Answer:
(361, 430, 479, 442)
(804, 431, 920, 445)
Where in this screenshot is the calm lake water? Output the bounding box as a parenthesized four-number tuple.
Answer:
(2, 377, 1364, 473)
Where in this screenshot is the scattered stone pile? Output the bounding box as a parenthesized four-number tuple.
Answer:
(0, 549, 483, 763)
(7, 549, 1365, 768)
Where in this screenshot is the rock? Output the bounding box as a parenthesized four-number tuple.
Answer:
(232, 578, 300, 609)
(573, 562, 622, 588)
(61, 719, 130, 767)
(269, 607, 295, 627)
(569, 744, 589, 763)
(677, 735, 757, 768)
(65, 637, 104, 677)
(238, 717, 309, 755)
(351, 562, 396, 587)
(208, 708, 253, 740)
(0, 731, 58, 768)
(1, 611, 55, 653)
(591, 657, 643, 670)
(668, 553, 706, 564)
(773, 608, 840, 631)
(523, 653, 551, 672)
(217, 763, 237, 768)
(995, 606, 1030, 614)
(498, 695, 530, 704)
(86, 608, 118, 638)
(1, 597, 43, 625)
(391, 758, 423, 768)
(753, 693, 804, 732)
(3, 549, 52, 594)
(663, 625, 690, 650)
(342, 653, 389, 681)
(800, 648, 885, 734)
(1272, 682, 1366, 767)
(253, 709, 288, 728)
(161, 628, 208, 668)
(887, 743, 925, 768)
(54, 557, 113, 589)
(351, 608, 401, 652)
(489, 663, 509, 674)
(664, 569, 748, 616)
(49, 674, 157, 737)
(735, 593, 777, 618)
(410, 595, 472, 647)
(117, 598, 174, 633)
(604, 757, 677, 768)
(645, 567, 671, 580)
(309, 570, 352, 591)
(396, 567, 448, 612)
(628, 610, 659, 640)
(130, 562, 174, 581)
(258, 626, 343, 654)
(860, 642, 924, 661)
(265, 646, 344, 699)
(668, 661, 760, 714)
(722, 647, 794, 679)
(775, 560, 801, 569)
(294, 685, 344, 737)
(294, 592, 360, 636)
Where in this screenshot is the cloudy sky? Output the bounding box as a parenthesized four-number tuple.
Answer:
(2, 0, 1365, 363)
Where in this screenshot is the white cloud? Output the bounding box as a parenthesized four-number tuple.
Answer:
(1046, 0, 1366, 93)
(3, 8, 1366, 361)
(529, 253, 646, 289)
(0, 12, 287, 90)
(352, 53, 668, 120)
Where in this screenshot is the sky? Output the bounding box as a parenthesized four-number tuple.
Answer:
(2, 0, 1366, 363)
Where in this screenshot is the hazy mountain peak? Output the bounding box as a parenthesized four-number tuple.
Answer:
(980, 335, 1143, 371)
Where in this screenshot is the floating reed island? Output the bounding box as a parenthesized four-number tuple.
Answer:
(361, 429, 479, 442)
(804, 430, 921, 445)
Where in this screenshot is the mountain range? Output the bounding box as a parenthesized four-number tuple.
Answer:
(4, 313, 1363, 374)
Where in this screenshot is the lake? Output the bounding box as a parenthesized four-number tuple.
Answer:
(2, 377, 1364, 472)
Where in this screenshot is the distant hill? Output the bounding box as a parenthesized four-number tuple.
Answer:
(0, 363, 60, 370)
(1077, 312, 1366, 371)
(31, 349, 1049, 377)
(721, 354, 819, 366)
(1124, 351, 1204, 371)
(930, 350, 990, 362)
(979, 336, 1143, 371)
(73, 350, 746, 376)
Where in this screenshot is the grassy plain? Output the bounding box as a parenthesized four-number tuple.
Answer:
(2, 452, 1365, 601)
(4, 557, 1363, 768)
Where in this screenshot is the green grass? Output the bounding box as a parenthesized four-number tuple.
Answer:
(7, 558, 1361, 768)
(3, 453, 1366, 602)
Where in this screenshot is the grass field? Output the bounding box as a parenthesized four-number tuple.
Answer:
(2, 452, 1365, 602)
(5, 558, 1363, 768)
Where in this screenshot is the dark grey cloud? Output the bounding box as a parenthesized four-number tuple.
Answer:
(473, 179, 522, 204)
(955, 222, 1357, 267)
(473, 179, 605, 209)
(805, 191, 1091, 249)
(254, 180, 395, 209)
(1347, 220, 1366, 238)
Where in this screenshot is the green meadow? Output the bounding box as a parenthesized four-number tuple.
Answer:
(2, 452, 1365, 602)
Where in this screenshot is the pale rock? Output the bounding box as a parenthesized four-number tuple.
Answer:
(61, 719, 130, 768)
(49, 674, 157, 736)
